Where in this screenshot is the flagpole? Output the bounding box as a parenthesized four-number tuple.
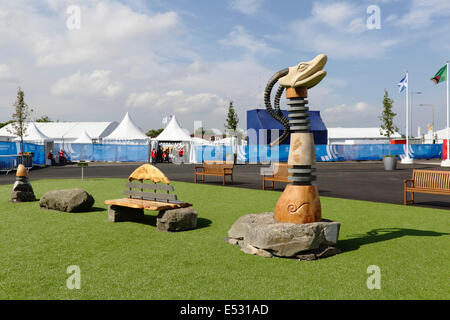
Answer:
(402, 71, 413, 164)
(442, 61, 450, 166)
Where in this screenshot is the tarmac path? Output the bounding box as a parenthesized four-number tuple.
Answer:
(1, 160, 449, 210)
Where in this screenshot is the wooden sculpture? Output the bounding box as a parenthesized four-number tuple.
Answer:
(264, 54, 327, 224)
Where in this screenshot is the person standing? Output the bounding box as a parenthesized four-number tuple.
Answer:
(151, 148, 157, 164)
(48, 150, 55, 166)
(59, 149, 65, 166)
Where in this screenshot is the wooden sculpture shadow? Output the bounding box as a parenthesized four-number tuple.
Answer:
(138, 214, 212, 230)
(88, 206, 107, 213)
(412, 201, 450, 209)
(338, 228, 449, 253)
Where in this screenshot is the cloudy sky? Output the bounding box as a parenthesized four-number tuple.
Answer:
(0, 0, 450, 135)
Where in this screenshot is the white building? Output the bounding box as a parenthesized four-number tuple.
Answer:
(327, 127, 402, 145)
(422, 128, 447, 144)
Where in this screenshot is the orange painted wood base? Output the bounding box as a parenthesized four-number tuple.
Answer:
(286, 87, 307, 99)
(274, 184, 322, 224)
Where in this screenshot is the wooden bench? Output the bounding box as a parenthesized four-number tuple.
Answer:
(262, 163, 291, 190)
(404, 169, 450, 205)
(104, 164, 192, 222)
(195, 161, 234, 185)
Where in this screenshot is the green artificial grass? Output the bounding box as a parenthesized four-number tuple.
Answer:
(0, 178, 448, 300)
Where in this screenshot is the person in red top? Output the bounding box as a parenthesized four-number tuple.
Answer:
(151, 149, 157, 164)
(59, 149, 65, 166)
(48, 150, 55, 166)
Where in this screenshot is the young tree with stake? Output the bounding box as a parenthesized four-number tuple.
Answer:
(8, 88, 33, 154)
(224, 101, 239, 162)
(225, 101, 239, 135)
(379, 90, 398, 156)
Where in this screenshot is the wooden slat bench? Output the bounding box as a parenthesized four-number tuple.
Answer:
(404, 169, 450, 205)
(104, 164, 192, 223)
(194, 161, 234, 185)
(262, 163, 291, 190)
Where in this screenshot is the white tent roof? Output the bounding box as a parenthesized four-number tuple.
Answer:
(0, 121, 118, 141)
(422, 127, 448, 140)
(212, 137, 234, 145)
(328, 127, 401, 139)
(12, 122, 50, 142)
(155, 116, 192, 142)
(191, 137, 212, 145)
(103, 112, 149, 143)
(72, 130, 92, 143)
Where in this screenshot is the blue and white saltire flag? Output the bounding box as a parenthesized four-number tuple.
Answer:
(397, 75, 408, 93)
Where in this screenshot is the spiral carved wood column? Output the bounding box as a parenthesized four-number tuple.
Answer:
(273, 87, 322, 224)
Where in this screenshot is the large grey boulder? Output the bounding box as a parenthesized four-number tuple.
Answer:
(157, 206, 197, 232)
(227, 213, 341, 258)
(40, 188, 95, 212)
(228, 212, 276, 239)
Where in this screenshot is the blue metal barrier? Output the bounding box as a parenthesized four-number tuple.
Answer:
(54, 143, 149, 162)
(0, 141, 45, 169)
(195, 144, 443, 163)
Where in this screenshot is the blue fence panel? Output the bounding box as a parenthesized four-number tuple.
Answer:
(0, 141, 17, 154)
(0, 141, 45, 167)
(116, 145, 128, 162)
(209, 143, 443, 163)
(22, 143, 45, 165)
(195, 146, 219, 162)
(315, 144, 442, 162)
(124, 145, 148, 162)
(54, 143, 149, 162)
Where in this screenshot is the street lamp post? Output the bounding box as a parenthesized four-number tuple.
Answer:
(402, 90, 422, 164)
(419, 104, 435, 143)
(410, 91, 422, 138)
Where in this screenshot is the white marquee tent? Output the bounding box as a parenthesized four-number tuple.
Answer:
(154, 116, 192, 142)
(12, 122, 51, 144)
(72, 130, 92, 144)
(103, 112, 149, 145)
(0, 121, 118, 143)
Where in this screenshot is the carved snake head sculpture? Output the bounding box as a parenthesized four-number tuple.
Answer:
(264, 54, 327, 146)
(278, 54, 327, 89)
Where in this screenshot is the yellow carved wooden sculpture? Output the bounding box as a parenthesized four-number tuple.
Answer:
(128, 164, 170, 184)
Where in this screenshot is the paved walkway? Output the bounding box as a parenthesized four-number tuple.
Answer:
(1, 160, 449, 209)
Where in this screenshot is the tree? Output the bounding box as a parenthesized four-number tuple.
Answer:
(35, 115, 52, 122)
(194, 127, 206, 137)
(0, 120, 14, 129)
(379, 90, 398, 156)
(8, 88, 33, 153)
(146, 128, 163, 137)
(224, 101, 239, 135)
(195, 127, 216, 138)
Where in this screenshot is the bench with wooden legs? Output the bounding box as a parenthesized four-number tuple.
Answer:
(104, 164, 192, 223)
(404, 169, 450, 205)
(194, 161, 234, 185)
(262, 163, 291, 190)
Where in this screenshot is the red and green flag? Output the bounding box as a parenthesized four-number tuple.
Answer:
(431, 65, 447, 84)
